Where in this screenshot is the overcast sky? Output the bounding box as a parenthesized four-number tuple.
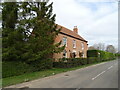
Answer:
(50, 0, 118, 48)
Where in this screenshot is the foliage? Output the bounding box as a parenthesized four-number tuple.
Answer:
(2, 59, 53, 78)
(87, 50, 98, 57)
(115, 53, 120, 58)
(3, 55, 116, 78)
(115, 53, 120, 56)
(2, 2, 64, 62)
(2, 1, 64, 79)
(2, 61, 32, 78)
(87, 50, 115, 60)
(2, 2, 23, 61)
(53, 58, 89, 68)
(53, 56, 115, 68)
(2, 2, 18, 29)
(92, 43, 105, 51)
(106, 45, 116, 53)
(3, 62, 103, 87)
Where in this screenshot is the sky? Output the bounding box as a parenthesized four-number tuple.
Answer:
(50, 0, 118, 49)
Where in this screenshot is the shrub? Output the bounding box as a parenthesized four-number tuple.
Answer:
(53, 58, 88, 68)
(27, 58, 53, 71)
(87, 50, 98, 57)
(53, 56, 115, 68)
(87, 50, 115, 60)
(2, 59, 53, 78)
(2, 61, 33, 78)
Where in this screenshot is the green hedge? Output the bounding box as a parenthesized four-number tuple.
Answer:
(53, 58, 88, 68)
(87, 50, 115, 60)
(2, 59, 53, 78)
(115, 53, 120, 57)
(87, 50, 98, 57)
(53, 56, 115, 68)
(3, 50, 116, 78)
(87, 57, 98, 64)
(2, 61, 33, 78)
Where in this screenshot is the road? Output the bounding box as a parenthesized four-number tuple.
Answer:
(7, 59, 118, 88)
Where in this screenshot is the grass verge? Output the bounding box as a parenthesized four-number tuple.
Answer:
(2, 60, 115, 87)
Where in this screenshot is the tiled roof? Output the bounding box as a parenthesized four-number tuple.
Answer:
(57, 25, 87, 42)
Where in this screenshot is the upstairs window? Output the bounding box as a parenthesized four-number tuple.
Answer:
(62, 37, 67, 46)
(73, 40, 76, 48)
(81, 42, 84, 50)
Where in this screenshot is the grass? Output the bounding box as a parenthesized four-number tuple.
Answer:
(2, 59, 115, 87)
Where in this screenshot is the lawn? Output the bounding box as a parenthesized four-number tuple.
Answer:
(2, 60, 115, 87)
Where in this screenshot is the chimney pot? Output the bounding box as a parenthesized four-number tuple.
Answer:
(73, 26, 78, 33)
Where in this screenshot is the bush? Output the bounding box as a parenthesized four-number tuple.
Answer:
(2, 59, 53, 78)
(2, 61, 33, 78)
(115, 53, 120, 58)
(27, 58, 53, 71)
(87, 50, 115, 60)
(53, 56, 115, 68)
(3, 51, 116, 78)
(87, 50, 98, 57)
(53, 58, 88, 68)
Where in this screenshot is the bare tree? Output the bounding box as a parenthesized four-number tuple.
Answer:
(93, 43, 105, 51)
(106, 45, 116, 53)
(88, 46, 96, 50)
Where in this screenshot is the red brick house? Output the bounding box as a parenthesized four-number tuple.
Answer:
(53, 25, 88, 59)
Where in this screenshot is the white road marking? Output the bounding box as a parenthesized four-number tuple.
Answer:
(92, 65, 114, 81)
(108, 66, 113, 70)
(92, 71, 106, 80)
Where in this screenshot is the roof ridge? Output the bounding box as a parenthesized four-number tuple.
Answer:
(57, 24, 87, 42)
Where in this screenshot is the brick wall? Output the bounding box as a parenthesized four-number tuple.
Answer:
(53, 33, 88, 59)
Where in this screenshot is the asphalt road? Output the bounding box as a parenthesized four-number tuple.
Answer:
(7, 59, 118, 88)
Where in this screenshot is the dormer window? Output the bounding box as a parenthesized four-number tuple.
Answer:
(73, 40, 76, 48)
(62, 37, 67, 47)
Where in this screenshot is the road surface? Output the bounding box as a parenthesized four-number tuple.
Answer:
(7, 59, 118, 88)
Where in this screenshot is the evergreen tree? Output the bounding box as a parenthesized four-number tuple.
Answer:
(2, 2, 19, 61)
(22, 2, 64, 62)
(2, 2, 26, 61)
(2, 1, 64, 63)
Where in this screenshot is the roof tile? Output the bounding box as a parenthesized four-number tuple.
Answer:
(57, 25, 87, 42)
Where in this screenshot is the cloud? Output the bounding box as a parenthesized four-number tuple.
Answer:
(50, 0, 118, 48)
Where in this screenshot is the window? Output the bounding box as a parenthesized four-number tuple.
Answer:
(79, 51, 82, 57)
(62, 37, 67, 46)
(82, 53, 84, 58)
(63, 50, 67, 58)
(81, 42, 84, 50)
(73, 40, 76, 48)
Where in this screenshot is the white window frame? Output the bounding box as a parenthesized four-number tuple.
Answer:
(62, 37, 67, 47)
(63, 50, 67, 58)
(82, 53, 84, 58)
(81, 42, 84, 50)
(73, 40, 76, 48)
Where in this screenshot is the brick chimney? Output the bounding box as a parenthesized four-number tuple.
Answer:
(73, 26, 78, 33)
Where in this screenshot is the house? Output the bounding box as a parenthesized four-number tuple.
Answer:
(53, 25, 88, 59)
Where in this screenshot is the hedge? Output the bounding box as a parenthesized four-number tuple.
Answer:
(3, 50, 116, 78)
(53, 58, 88, 68)
(2, 59, 53, 78)
(53, 54, 116, 68)
(115, 53, 120, 57)
(87, 50, 115, 60)
(2, 61, 33, 78)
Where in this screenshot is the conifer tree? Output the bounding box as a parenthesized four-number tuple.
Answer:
(2, 2, 19, 61)
(2, 1, 64, 63)
(20, 2, 64, 62)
